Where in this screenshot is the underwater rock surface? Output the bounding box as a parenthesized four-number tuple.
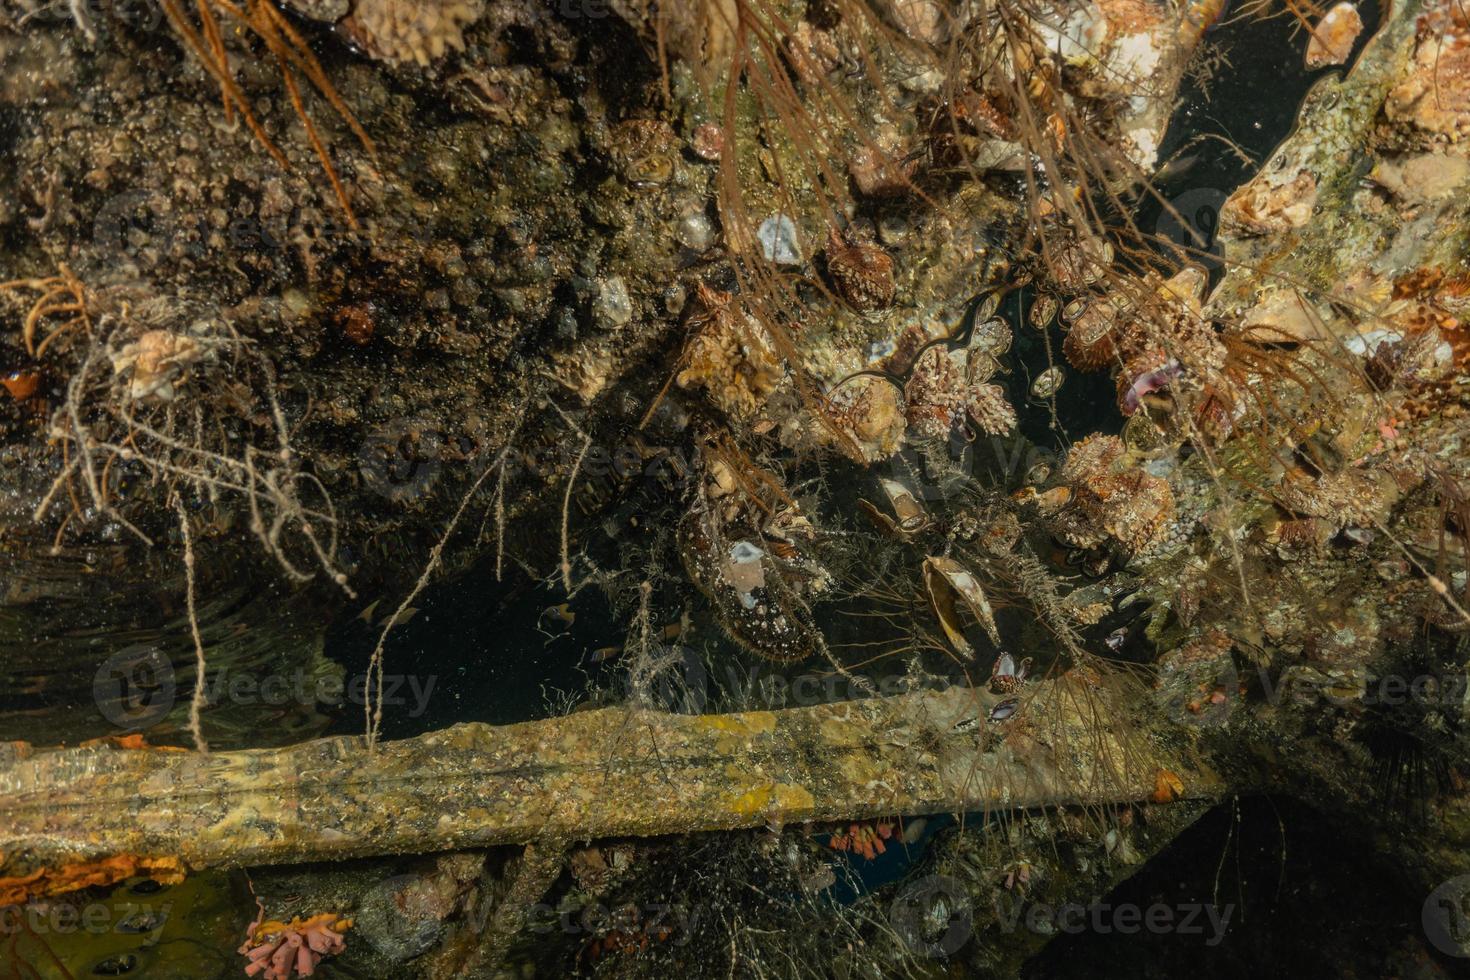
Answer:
(0, 0, 1468, 976)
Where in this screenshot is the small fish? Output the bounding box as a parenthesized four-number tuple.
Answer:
(591, 646, 623, 663)
(1153, 153, 1203, 184)
(541, 603, 576, 627)
(355, 598, 381, 625)
(357, 599, 421, 628)
(387, 606, 420, 627)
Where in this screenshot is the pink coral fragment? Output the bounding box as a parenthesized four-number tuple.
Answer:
(238, 913, 352, 980)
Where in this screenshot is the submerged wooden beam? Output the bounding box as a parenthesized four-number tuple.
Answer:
(0, 680, 1226, 893)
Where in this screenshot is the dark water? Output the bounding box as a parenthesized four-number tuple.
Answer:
(1142, 0, 1384, 270)
(1025, 795, 1459, 980)
(324, 566, 614, 741)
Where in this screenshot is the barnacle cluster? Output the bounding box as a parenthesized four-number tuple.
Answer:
(815, 295, 1022, 464)
(338, 0, 484, 65)
(1273, 466, 1398, 536)
(823, 229, 896, 315)
(1058, 266, 1229, 423)
(820, 374, 907, 463)
(1019, 434, 1176, 558)
(158, 0, 376, 226)
(903, 344, 1016, 441)
(675, 283, 784, 422)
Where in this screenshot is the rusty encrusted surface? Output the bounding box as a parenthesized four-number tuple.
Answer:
(0, 682, 1222, 889)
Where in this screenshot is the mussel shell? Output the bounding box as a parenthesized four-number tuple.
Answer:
(877, 476, 929, 531)
(1030, 365, 1065, 399)
(1023, 458, 1054, 485)
(678, 511, 820, 662)
(989, 697, 1019, 722)
(1166, 265, 1208, 304)
(1029, 294, 1059, 330)
(970, 317, 1012, 356)
(924, 555, 1002, 651)
(970, 291, 1001, 325)
(966, 350, 1000, 384)
(1083, 241, 1114, 284)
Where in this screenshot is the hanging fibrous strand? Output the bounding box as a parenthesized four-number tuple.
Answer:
(158, 0, 377, 228)
(0, 262, 91, 360)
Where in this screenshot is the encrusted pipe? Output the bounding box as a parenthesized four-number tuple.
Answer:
(0, 680, 1224, 900)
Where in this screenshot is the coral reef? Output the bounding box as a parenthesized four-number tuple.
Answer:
(1020, 434, 1176, 557)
